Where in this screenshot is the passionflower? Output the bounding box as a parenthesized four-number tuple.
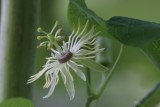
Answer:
(27, 20, 107, 100)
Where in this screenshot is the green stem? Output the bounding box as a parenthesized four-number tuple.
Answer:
(133, 81, 160, 107)
(85, 44, 124, 107)
(96, 44, 124, 97)
(0, 0, 41, 100)
(85, 96, 96, 107)
(86, 68, 91, 96)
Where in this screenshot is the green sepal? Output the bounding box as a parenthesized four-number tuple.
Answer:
(75, 59, 108, 72)
(61, 67, 75, 100)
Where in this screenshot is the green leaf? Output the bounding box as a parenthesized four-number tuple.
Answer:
(106, 16, 160, 47)
(67, 0, 113, 39)
(76, 59, 108, 72)
(0, 97, 35, 107)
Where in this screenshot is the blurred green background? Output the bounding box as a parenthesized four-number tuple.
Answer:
(33, 0, 160, 107)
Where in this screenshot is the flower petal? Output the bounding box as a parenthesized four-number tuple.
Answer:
(75, 59, 108, 72)
(61, 67, 75, 100)
(68, 61, 86, 81)
(43, 71, 58, 98)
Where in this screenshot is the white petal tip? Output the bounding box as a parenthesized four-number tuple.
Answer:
(101, 48, 105, 51)
(69, 96, 74, 100)
(81, 76, 86, 81)
(43, 95, 49, 99)
(26, 82, 30, 84)
(83, 77, 86, 81)
(43, 97, 47, 99)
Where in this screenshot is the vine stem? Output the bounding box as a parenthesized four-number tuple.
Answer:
(86, 68, 91, 96)
(85, 44, 124, 107)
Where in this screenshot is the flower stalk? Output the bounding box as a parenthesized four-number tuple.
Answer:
(85, 44, 124, 107)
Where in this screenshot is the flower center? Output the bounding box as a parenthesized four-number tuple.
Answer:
(58, 51, 73, 63)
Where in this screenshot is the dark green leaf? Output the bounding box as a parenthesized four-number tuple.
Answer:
(107, 16, 160, 47)
(140, 39, 160, 69)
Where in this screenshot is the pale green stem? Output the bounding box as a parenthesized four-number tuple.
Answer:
(0, 0, 41, 100)
(50, 20, 59, 34)
(41, 30, 48, 35)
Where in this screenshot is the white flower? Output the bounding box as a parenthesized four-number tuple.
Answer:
(27, 20, 107, 100)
